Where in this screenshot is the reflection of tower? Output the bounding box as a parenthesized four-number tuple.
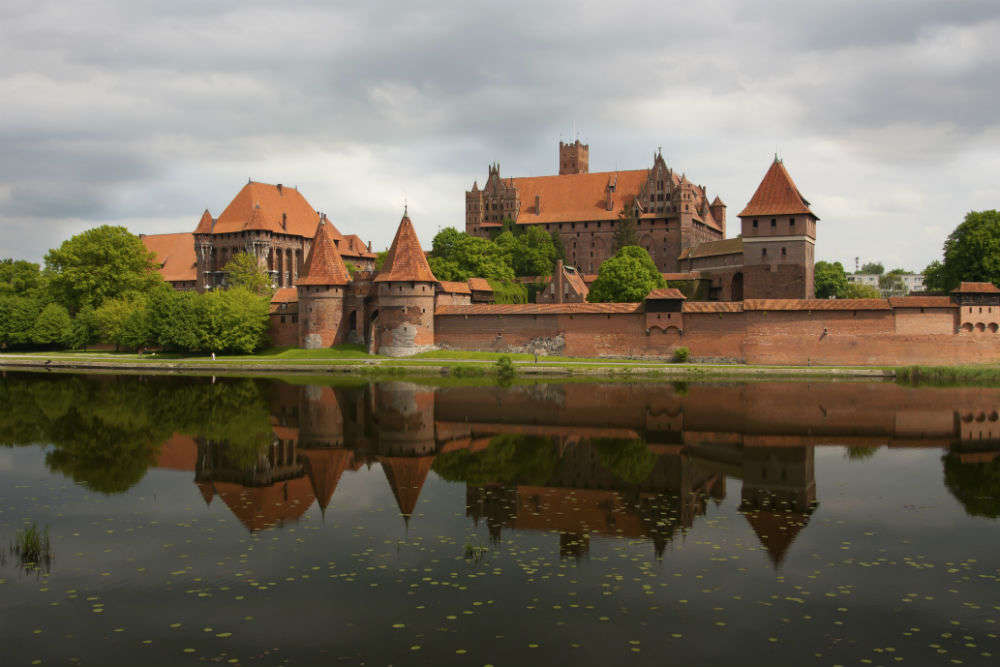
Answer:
(372, 382, 437, 523)
(297, 384, 353, 515)
(196, 436, 314, 533)
(739, 446, 817, 567)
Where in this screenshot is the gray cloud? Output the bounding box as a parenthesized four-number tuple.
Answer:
(1, 0, 998, 271)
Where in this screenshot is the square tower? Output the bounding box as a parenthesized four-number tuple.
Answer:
(559, 140, 589, 175)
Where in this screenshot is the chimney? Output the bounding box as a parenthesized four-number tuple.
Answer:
(276, 183, 283, 194)
(281, 212, 287, 230)
(535, 194, 541, 215)
(554, 259, 565, 304)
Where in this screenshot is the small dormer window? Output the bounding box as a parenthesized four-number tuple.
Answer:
(762, 248, 768, 257)
(752, 219, 758, 228)
(790, 217, 796, 226)
(771, 218, 777, 227)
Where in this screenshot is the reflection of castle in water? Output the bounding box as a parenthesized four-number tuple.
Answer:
(156, 381, 1000, 564)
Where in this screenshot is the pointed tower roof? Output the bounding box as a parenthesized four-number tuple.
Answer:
(195, 480, 215, 506)
(300, 448, 354, 512)
(711, 195, 725, 207)
(374, 212, 436, 283)
(379, 455, 434, 517)
(194, 209, 214, 234)
(298, 218, 350, 286)
(743, 509, 811, 567)
(738, 158, 817, 218)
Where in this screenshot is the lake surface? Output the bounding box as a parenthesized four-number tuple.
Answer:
(0, 371, 998, 666)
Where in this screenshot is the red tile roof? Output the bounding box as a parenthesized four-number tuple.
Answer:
(744, 298, 890, 311)
(214, 477, 315, 533)
(952, 281, 1000, 293)
(380, 456, 434, 517)
(888, 296, 954, 308)
(678, 237, 743, 260)
(436, 303, 643, 315)
(271, 287, 298, 303)
(297, 219, 350, 286)
(437, 280, 471, 294)
(663, 272, 702, 281)
(205, 181, 374, 258)
(300, 448, 354, 511)
(738, 159, 816, 218)
(375, 214, 437, 283)
(141, 232, 198, 283)
(646, 288, 687, 300)
(467, 277, 493, 292)
(683, 301, 744, 313)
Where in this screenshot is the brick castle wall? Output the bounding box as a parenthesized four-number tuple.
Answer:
(434, 305, 1000, 365)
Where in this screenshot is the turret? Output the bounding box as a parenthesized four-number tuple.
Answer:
(709, 196, 727, 235)
(296, 217, 351, 348)
(559, 139, 589, 175)
(372, 210, 437, 356)
(738, 157, 818, 299)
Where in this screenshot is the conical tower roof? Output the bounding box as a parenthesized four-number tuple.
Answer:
(374, 212, 436, 283)
(738, 158, 816, 218)
(298, 218, 350, 286)
(300, 448, 354, 512)
(379, 455, 434, 518)
(194, 209, 214, 234)
(744, 509, 811, 567)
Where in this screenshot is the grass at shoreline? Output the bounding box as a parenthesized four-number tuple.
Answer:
(895, 364, 1000, 386)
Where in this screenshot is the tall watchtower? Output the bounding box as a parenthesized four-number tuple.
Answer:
(373, 211, 437, 356)
(559, 140, 589, 175)
(297, 217, 351, 348)
(738, 158, 818, 299)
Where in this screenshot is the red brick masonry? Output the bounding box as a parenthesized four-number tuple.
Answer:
(434, 298, 1000, 365)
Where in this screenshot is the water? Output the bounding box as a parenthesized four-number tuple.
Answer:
(0, 371, 998, 666)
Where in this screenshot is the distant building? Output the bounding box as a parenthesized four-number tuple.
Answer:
(847, 272, 925, 295)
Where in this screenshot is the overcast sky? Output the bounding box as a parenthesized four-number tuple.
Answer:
(2, 0, 998, 271)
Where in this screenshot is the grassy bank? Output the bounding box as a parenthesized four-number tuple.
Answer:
(895, 365, 1000, 387)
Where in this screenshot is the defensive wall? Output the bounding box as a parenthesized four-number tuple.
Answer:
(434, 295, 1000, 366)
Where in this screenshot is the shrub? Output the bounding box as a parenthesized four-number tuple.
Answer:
(495, 355, 516, 383)
(672, 346, 690, 363)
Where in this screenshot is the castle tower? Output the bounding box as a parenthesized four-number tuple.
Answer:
(738, 158, 818, 299)
(559, 139, 589, 175)
(373, 211, 437, 356)
(296, 217, 351, 348)
(709, 196, 727, 236)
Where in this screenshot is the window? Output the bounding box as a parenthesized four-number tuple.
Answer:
(762, 248, 768, 257)
(790, 217, 796, 227)
(752, 219, 758, 228)
(280, 315, 286, 324)
(771, 218, 777, 227)
(781, 247, 787, 256)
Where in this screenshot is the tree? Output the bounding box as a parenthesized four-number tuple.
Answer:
(0, 259, 44, 296)
(814, 261, 848, 299)
(70, 305, 100, 350)
(494, 226, 559, 277)
(613, 207, 640, 251)
(843, 283, 881, 299)
(427, 228, 515, 282)
(859, 262, 884, 275)
(31, 303, 74, 348)
(588, 246, 667, 303)
(200, 287, 270, 354)
(923, 210, 1000, 292)
(148, 289, 207, 352)
(224, 251, 271, 295)
(44, 225, 163, 313)
(374, 251, 388, 271)
(0, 295, 43, 349)
(879, 272, 907, 295)
(95, 295, 154, 351)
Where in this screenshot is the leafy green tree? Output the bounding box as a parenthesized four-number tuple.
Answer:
(31, 303, 73, 348)
(814, 261, 848, 299)
(224, 251, 272, 295)
(70, 305, 100, 350)
(494, 226, 558, 277)
(550, 231, 566, 262)
(593, 438, 657, 484)
(613, 207, 640, 251)
(879, 272, 907, 295)
(0, 259, 44, 296)
(859, 262, 884, 275)
(201, 287, 270, 354)
(0, 295, 43, 349)
(843, 283, 881, 299)
(95, 295, 154, 351)
(374, 251, 388, 271)
(923, 210, 1000, 292)
(588, 246, 667, 303)
(432, 434, 559, 486)
(148, 289, 207, 352)
(44, 225, 163, 313)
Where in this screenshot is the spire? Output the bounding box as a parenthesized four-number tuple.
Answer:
(297, 218, 350, 286)
(738, 159, 816, 218)
(373, 212, 436, 283)
(301, 449, 353, 514)
(379, 456, 434, 520)
(194, 209, 214, 234)
(743, 509, 811, 568)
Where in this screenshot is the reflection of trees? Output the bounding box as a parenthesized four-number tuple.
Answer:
(943, 453, 1000, 518)
(433, 434, 559, 485)
(0, 373, 273, 493)
(592, 438, 656, 484)
(844, 446, 879, 460)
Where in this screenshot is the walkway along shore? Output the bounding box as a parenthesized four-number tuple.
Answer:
(0, 354, 894, 379)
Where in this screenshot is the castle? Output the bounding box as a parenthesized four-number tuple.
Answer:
(140, 146, 1000, 364)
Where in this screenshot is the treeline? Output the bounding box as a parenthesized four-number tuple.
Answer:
(1, 225, 271, 353)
